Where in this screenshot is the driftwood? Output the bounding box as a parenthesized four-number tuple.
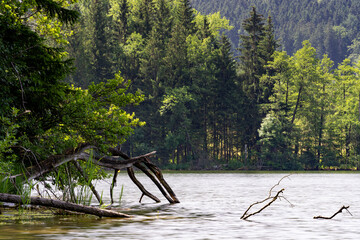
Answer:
(0, 193, 130, 218)
(241, 175, 292, 220)
(2, 145, 179, 217)
(314, 206, 352, 219)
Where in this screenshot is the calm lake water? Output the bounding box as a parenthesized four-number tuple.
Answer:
(1, 173, 360, 239)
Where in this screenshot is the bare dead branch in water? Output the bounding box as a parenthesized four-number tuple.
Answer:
(268, 174, 291, 197)
(241, 175, 292, 220)
(110, 169, 118, 205)
(109, 148, 180, 204)
(314, 206, 352, 219)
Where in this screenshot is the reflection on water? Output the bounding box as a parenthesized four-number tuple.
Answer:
(1, 173, 360, 239)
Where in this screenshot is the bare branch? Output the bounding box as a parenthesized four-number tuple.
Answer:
(127, 167, 161, 203)
(110, 169, 118, 205)
(314, 206, 352, 219)
(268, 174, 291, 197)
(241, 175, 292, 220)
(109, 148, 179, 204)
(242, 189, 284, 220)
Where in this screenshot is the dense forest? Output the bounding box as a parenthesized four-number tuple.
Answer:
(1, 0, 360, 174)
(65, 0, 360, 170)
(191, 0, 360, 66)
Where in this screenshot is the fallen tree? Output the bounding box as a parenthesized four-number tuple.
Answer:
(1, 145, 179, 217)
(0, 193, 130, 218)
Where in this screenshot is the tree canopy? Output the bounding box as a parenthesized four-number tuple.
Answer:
(0, 0, 144, 191)
(191, 0, 360, 66)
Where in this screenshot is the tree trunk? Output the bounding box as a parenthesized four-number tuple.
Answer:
(0, 193, 130, 218)
(291, 85, 303, 125)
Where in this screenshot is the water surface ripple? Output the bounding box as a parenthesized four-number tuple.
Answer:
(1, 173, 360, 239)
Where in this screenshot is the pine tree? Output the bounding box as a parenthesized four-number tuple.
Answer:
(238, 6, 266, 103)
(135, 0, 155, 39)
(259, 15, 279, 103)
(177, 0, 197, 34)
(117, 0, 130, 44)
(212, 35, 238, 162)
(153, 0, 172, 43)
(237, 7, 279, 152)
(199, 16, 212, 40)
(162, 23, 189, 88)
(91, 0, 112, 83)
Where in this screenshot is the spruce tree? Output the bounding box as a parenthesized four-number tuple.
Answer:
(135, 0, 155, 39)
(153, 0, 172, 43)
(259, 15, 279, 103)
(177, 0, 197, 34)
(118, 0, 130, 44)
(238, 6, 266, 103)
(238, 7, 278, 151)
(91, 0, 112, 83)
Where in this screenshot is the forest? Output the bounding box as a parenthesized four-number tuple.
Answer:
(191, 0, 360, 66)
(1, 0, 360, 188)
(65, 0, 360, 171)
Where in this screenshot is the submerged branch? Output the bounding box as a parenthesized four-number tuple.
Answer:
(110, 169, 118, 205)
(241, 189, 284, 220)
(241, 175, 292, 220)
(109, 148, 179, 204)
(127, 166, 161, 203)
(314, 206, 352, 219)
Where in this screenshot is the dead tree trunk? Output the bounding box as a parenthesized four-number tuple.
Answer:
(0, 193, 130, 218)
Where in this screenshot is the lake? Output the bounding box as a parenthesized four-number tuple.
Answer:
(1, 173, 360, 239)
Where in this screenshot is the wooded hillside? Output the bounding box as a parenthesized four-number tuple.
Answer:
(191, 0, 360, 65)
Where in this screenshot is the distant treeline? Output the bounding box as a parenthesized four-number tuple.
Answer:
(191, 0, 360, 65)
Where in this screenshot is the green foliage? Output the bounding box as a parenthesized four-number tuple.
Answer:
(59, 73, 144, 152)
(191, 0, 360, 66)
(118, 184, 124, 206)
(58, 0, 360, 171)
(0, 113, 19, 174)
(258, 112, 297, 170)
(0, 0, 147, 205)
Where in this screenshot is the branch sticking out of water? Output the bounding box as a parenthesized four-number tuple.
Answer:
(240, 174, 292, 220)
(314, 205, 352, 219)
